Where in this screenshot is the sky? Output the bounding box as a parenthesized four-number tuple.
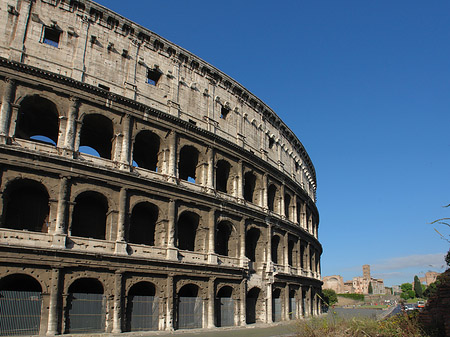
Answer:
(94, 0, 450, 287)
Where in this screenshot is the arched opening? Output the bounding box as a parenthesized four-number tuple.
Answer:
(289, 289, 297, 319)
(216, 286, 234, 327)
(296, 201, 302, 226)
(71, 191, 108, 240)
(271, 235, 280, 264)
(284, 194, 291, 220)
(272, 288, 282, 322)
(126, 281, 158, 332)
(128, 202, 158, 246)
(267, 184, 277, 212)
(15, 95, 59, 146)
(288, 240, 295, 266)
(176, 211, 199, 251)
(215, 221, 233, 257)
(245, 228, 261, 263)
(215, 160, 230, 193)
(0, 274, 42, 336)
(66, 278, 104, 334)
(179, 145, 198, 183)
(300, 244, 305, 270)
(243, 172, 256, 203)
(177, 284, 202, 329)
(2, 179, 50, 233)
(132, 131, 160, 171)
(79, 114, 113, 159)
(246, 287, 260, 324)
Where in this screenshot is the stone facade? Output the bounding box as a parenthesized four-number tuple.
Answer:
(323, 265, 385, 295)
(0, 0, 322, 335)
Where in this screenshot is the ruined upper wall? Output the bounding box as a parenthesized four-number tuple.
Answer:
(0, 0, 317, 195)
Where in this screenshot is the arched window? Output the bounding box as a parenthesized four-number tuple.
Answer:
(15, 95, 59, 146)
(245, 228, 260, 262)
(271, 235, 280, 264)
(215, 160, 230, 193)
(268, 184, 277, 212)
(2, 179, 50, 233)
(216, 286, 234, 327)
(284, 194, 291, 220)
(126, 282, 158, 332)
(177, 212, 199, 251)
(178, 145, 199, 183)
(79, 114, 113, 159)
(71, 191, 108, 240)
(132, 131, 160, 171)
(272, 288, 282, 322)
(128, 202, 158, 246)
(288, 240, 295, 266)
(215, 221, 233, 256)
(66, 278, 104, 334)
(177, 284, 202, 329)
(243, 172, 256, 203)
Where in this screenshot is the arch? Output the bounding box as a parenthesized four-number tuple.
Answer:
(243, 171, 256, 203)
(288, 239, 295, 266)
(132, 130, 160, 171)
(177, 284, 202, 329)
(284, 194, 292, 220)
(267, 184, 277, 212)
(79, 113, 113, 159)
(289, 289, 297, 319)
(245, 227, 261, 263)
(179, 145, 199, 183)
(125, 281, 159, 332)
(215, 160, 230, 193)
(2, 179, 50, 233)
(15, 95, 59, 145)
(300, 244, 306, 269)
(66, 278, 104, 334)
(128, 202, 159, 246)
(271, 235, 281, 264)
(215, 221, 237, 257)
(176, 211, 199, 252)
(71, 191, 108, 240)
(0, 274, 43, 336)
(272, 288, 282, 322)
(246, 287, 261, 324)
(216, 286, 234, 327)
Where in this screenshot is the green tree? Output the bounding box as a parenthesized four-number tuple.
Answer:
(368, 282, 373, 294)
(400, 283, 414, 300)
(414, 275, 423, 298)
(321, 289, 338, 306)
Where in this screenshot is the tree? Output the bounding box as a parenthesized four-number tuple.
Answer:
(400, 283, 414, 300)
(430, 205, 450, 270)
(368, 282, 373, 294)
(321, 289, 338, 306)
(414, 275, 423, 298)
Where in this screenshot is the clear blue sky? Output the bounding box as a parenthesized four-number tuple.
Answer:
(95, 0, 450, 286)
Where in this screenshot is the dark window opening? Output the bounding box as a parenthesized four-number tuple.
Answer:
(2, 179, 49, 233)
(177, 212, 199, 251)
(295, 161, 299, 172)
(43, 26, 61, 47)
(215, 222, 231, 256)
(243, 172, 256, 203)
(146, 68, 162, 85)
(216, 160, 230, 193)
(296, 202, 301, 224)
(268, 137, 274, 149)
(69, 278, 103, 294)
(79, 114, 113, 159)
(98, 84, 110, 91)
(132, 131, 160, 171)
(0, 274, 42, 292)
(245, 228, 260, 262)
(128, 202, 158, 246)
(71, 191, 107, 240)
(16, 95, 59, 145)
(271, 236, 280, 264)
(188, 119, 197, 125)
(246, 287, 260, 324)
(220, 106, 230, 119)
(179, 145, 199, 183)
(268, 185, 277, 212)
(285, 194, 291, 220)
(288, 240, 295, 266)
(300, 245, 305, 269)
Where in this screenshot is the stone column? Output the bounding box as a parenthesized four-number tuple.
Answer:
(280, 184, 286, 218)
(266, 282, 273, 323)
(166, 275, 174, 330)
(207, 278, 215, 328)
(207, 146, 214, 190)
(262, 174, 268, 210)
(239, 278, 247, 326)
(167, 199, 177, 259)
(208, 208, 217, 264)
(284, 233, 289, 272)
(239, 218, 247, 268)
(55, 176, 69, 235)
(266, 222, 272, 266)
(0, 78, 15, 143)
(237, 160, 243, 199)
(168, 131, 177, 182)
(115, 188, 127, 254)
(63, 97, 79, 156)
(120, 114, 132, 168)
(293, 195, 298, 224)
(47, 268, 61, 335)
(112, 271, 123, 333)
(284, 286, 290, 321)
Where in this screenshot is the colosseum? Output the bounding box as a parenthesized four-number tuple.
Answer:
(0, 0, 322, 335)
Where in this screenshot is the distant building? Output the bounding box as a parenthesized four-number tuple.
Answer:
(420, 272, 440, 286)
(323, 265, 385, 295)
(322, 275, 345, 293)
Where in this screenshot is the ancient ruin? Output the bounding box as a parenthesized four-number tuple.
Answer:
(0, 0, 322, 334)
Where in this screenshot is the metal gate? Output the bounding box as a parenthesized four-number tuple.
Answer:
(0, 290, 41, 336)
(66, 293, 105, 333)
(217, 298, 234, 327)
(246, 297, 257, 324)
(272, 297, 282, 322)
(178, 297, 202, 329)
(128, 295, 159, 331)
(289, 297, 296, 319)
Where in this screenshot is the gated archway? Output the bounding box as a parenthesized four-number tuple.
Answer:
(272, 288, 282, 322)
(246, 287, 260, 324)
(0, 274, 42, 336)
(216, 286, 234, 327)
(289, 289, 297, 319)
(177, 284, 202, 329)
(125, 281, 159, 332)
(65, 278, 105, 334)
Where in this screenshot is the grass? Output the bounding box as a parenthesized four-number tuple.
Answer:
(295, 311, 434, 337)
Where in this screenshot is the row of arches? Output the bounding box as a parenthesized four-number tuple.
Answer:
(0, 178, 320, 273)
(0, 273, 320, 335)
(8, 95, 318, 235)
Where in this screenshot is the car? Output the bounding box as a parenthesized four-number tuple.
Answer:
(404, 303, 416, 311)
(417, 300, 425, 309)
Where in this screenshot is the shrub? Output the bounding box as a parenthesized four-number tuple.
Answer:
(337, 293, 364, 301)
